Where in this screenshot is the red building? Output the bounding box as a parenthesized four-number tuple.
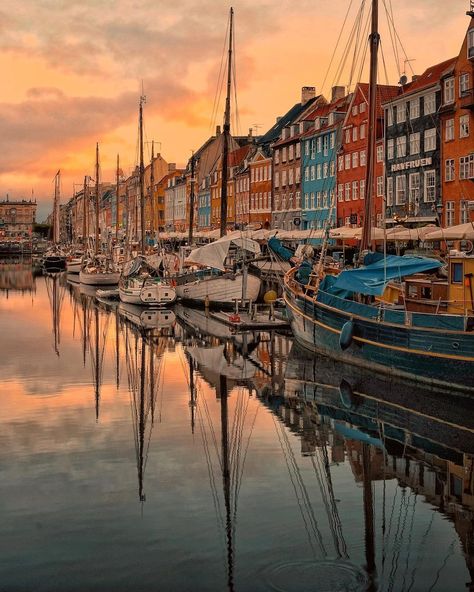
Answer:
(336, 83, 399, 228)
(249, 148, 272, 228)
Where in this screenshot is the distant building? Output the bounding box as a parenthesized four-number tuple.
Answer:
(0, 198, 37, 239)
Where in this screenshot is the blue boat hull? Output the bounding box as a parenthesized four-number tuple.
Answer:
(284, 285, 474, 394)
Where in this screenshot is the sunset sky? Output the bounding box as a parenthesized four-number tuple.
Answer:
(1, 0, 470, 221)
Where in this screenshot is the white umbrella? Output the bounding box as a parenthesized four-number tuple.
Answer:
(424, 222, 474, 241)
(386, 224, 438, 241)
(330, 226, 360, 239)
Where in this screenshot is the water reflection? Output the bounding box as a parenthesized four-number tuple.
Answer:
(1, 270, 474, 591)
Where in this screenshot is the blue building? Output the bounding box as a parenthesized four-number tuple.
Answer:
(300, 92, 349, 240)
(197, 175, 211, 230)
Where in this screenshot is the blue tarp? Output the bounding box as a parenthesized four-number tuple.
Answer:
(331, 255, 442, 297)
(268, 236, 294, 262)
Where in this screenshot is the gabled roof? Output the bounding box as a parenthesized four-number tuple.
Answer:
(229, 144, 253, 167)
(301, 94, 352, 138)
(355, 82, 401, 113)
(391, 57, 457, 99)
(258, 95, 322, 147)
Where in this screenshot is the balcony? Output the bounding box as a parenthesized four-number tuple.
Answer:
(460, 88, 474, 111)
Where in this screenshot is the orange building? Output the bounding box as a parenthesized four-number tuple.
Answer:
(249, 148, 272, 228)
(0, 199, 37, 239)
(440, 12, 474, 226)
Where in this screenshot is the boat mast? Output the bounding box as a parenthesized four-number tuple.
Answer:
(116, 154, 120, 242)
(53, 170, 60, 245)
(95, 143, 100, 256)
(139, 94, 146, 253)
(150, 141, 155, 247)
(220, 7, 233, 239)
(82, 176, 88, 247)
(188, 151, 195, 244)
(360, 0, 380, 253)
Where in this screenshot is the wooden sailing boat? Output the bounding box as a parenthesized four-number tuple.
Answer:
(43, 170, 66, 271)
(119, 95, 177, 306)
(66, 176, 89, 274)
(173, 8, 261, 307)
(79, 143, 120, 285)
(283, 0, 474, 392)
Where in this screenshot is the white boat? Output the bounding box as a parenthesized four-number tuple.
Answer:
(119, 254, 176, 306)
(66, 256, 82, 274)
(80, 263, 120, 286)
(119, 302, 176, 330)
(174, 235, 261, 306)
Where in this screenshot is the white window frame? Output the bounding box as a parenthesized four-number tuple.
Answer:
(444, 77, 455, 104)
(445, 118, 454, 142)
(445, 159, 455, 182)
(424, 93, 436, 115)
(409, 132, 420, 155)
(460, 114, 470, 139)
(395, 175, 406, 206)
(424, 128, 436, 152)
(409, 98, 420, 120)
(423, 170, 436, 203)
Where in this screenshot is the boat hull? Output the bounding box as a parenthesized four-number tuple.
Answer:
(79, 271, 120, 285)
(284, 283, 474, 394)
(119, 283, 176, 306)
(175, 272, 261, 306)
(43, 256, 66, 271)
(66, 259, 82, 273)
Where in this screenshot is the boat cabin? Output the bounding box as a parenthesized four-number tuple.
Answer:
(447, 253, 474, 315)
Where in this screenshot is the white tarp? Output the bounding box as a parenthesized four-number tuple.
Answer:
(424, 222, 474, 241)
(184, 240, 230, 271)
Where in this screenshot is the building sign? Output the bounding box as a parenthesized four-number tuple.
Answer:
(391, 157, 432, 173)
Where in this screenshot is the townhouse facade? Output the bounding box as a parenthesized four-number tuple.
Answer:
(249, 148, 272, 228)
(440, 14, 474, 227)
(0, 199, 37, 239)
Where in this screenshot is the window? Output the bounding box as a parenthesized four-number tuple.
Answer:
(282, 147, 287, 162)
(460, 200, 469, 224)
(377, 176, 383, 197)
(274, 172, 279, 188)
(323, 135, 329, 156)
(360, 150, 367, 166)
(424, 128, 436, 151)
(445, 159, 455, 182)
(295, 167, 301, 183)
(410, 98, 420, 119)
(352, 152, 359, 168)
(288, 169, 294, 185)
(289, 145, 294, 160)
(387, 177, 394, 206)
(446, 201, 455, 227)
(396, 175, 406, 205)
(376, 145, 383, 163)
(445, 118, 454, 141)
(460, 114, 470, 138)
(409, 132, 420, 155)
(323, 162, 328, 178)
(296, 143, 301, 158)
(316, 164, 321, 179)
(345, 183, 351, 201)
(396, 103, 406, 123)
(360, 179, 365, 200)
(330, 161, 335, 177)
(345, 154, 351, 170)
(317, 137, 322, 153)
(444, 77, 455, 104)
(338, 184, 343, 202)
(396, 136, 407, 158)
(424, 93, 436, 115)
(387, 106, 394, 126)
(304, 167, 309, 182)
(310, 165, 315, 181)
(322, 191, 328, 208)
(282, 170, 287, 186)
(424, 170, 436, 202)
(409, 173, 420, 206)
(460, 154, 474, 179)
(345, 129, 350, 144)
(387, 139, 394, 160)
(352, 181, 358, 201)
(330, 133, 335, 149)
(311, 192, 316, 209)
(460, 73, 470, 96)
(360, 102, 367, 113)
(305, 141, 310, 156)
(360, 123, 366, 139)
(311, 140, 316, 158)
(469, 28, 474, 59)
(352, 126, 358, 142)
(338, 155, 344, 171)
(352, 105, 358, 116)
(451, 262, 463, 284)
(274, 149, 279, 164)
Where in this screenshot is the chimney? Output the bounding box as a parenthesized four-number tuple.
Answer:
(248, 127, 254, 143)
(411, 74, 420, 82)
(276, 116, 282, 123)
(168, 163, 176, 172)
(216, 125, 221, 136)
(301, 86, 316, 104)
(331, 85, 345, 102)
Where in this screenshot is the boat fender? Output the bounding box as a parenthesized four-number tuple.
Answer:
(339, 379, 355, 409)
(339, 321, 354, 350)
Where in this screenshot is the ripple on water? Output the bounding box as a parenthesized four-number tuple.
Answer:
(264, 559, 369, 592)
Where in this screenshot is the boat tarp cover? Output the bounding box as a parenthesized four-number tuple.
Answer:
(331, 255, 442, 296)
(185, 241, 231, 271)
(268, 237, 294, 262)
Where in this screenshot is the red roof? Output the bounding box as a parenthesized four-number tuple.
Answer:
(229, 144, 253, 167)
(355, 83, 401, 114)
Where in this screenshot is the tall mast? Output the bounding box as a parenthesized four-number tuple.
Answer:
(360, 0, 380, 253)
(139, 94, 146, 253)
(150, 141, 155, 246)
(53, 170, 60, 245)
(219, 7, 234, 239)
(188, 151, 195, 244)
(116, 154, 120, 242)
(82, 176, 88, 246)
(95, 143, 100, 255)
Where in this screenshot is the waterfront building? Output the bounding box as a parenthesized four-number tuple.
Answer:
(0, 198, 37, 239)
(300, 87, 349, 235)
(197, 175, 211, 230)
(271, 87, 327, 230)
(337, 83, 399, 228)
(440, 12, 474, 226)
(164, 174, 187, 232)
(234, 165, 250, 228)
(143, 153, 170, 237)
(383, 60, 456, 226)
(248, 147, 272, 228)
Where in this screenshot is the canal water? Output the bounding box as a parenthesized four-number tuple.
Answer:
(1, 264, 474, 592)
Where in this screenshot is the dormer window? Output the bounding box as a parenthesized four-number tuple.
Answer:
(468, 28, 474, 60)
(460, 73, 470, 97)
(444, 77, 455, 104)
(328, 112, 335, 126)
(315, 118, 321, 130)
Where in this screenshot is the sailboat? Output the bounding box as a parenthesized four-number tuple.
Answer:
(173, 8, 261, 307)
(119, 95, 177, 306)
(79, 143, 120, 286)
(44, 271, 65, 355)
(43, 170, 66, 271)
(66, 175, 89, 274)
(283, 0, 474, 393)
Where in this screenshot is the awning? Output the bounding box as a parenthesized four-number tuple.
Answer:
(424, 222, 474, 241)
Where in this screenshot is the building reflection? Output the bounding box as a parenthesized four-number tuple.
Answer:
(0, 257, 37, 295)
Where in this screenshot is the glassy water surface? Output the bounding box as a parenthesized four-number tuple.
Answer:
(1, 266, 474, 592)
